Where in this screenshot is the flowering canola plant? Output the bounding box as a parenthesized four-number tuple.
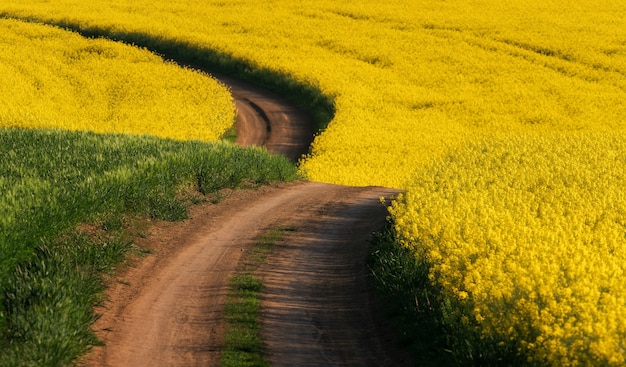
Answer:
(390, 133, 626, 365)
(0, 18, 235, 141)
(2, 1, 626, 364)
(1, 0, 625, 187)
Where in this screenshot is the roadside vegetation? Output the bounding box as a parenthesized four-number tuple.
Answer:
(368, 226, 455, 366)
(0, 128, 297, 366)
(1, 0, 626, 365)
(0, 111, 299, 367)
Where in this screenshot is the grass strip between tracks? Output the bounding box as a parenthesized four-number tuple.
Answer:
(221, 227, 294, 367)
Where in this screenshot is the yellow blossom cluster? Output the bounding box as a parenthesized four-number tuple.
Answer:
(0, 18, 235, 141)
(1, 0, 624, 187)
(2, 2, 626, 364)
(390, 132, 626, 365)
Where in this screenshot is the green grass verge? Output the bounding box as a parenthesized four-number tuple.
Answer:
(221, 227, 293, 367)
(0, 128, 299, 367)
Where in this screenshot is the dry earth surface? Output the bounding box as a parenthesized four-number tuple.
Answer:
(80, 73, 410, 366)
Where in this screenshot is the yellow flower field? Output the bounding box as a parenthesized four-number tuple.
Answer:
(1, 0, 625, 187)
(390, 133, 626, 365)
(0, 18, 235, 141)
(2, 1, 625, 365)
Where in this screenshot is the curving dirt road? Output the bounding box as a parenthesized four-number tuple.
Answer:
(81, 74, 409, 366)
(213, 73, 317, 163)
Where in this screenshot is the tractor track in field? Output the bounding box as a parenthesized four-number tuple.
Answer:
(80, 71, 410, 366)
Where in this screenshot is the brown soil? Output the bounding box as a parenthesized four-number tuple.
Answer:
(80, 75, 410, 366)
(215, 73, 317, 163)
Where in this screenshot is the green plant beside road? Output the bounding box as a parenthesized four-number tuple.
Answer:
(369, 224, 523, 366)
(0, 128, 298, 367)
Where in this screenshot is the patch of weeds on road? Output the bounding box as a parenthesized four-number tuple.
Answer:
(221, 227, 294, 367)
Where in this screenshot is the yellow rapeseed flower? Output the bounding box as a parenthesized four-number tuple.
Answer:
(0, 19, 235, 141)
(391, 133, 626, 365)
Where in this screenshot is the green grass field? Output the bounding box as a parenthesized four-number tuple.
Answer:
(0, 128, 298, 366)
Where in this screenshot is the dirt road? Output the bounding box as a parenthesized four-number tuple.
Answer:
(214, 73, 317, 163)
(82, 75, 408, 366)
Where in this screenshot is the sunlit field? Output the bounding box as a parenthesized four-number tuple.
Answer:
(1, 0, 625, 187)
(2, 0, 626, 365)
(0, 127, 297, 366)
(0, 18, 235, 141)
(390, 133, 626, 365)
(0, 18, 295, 366)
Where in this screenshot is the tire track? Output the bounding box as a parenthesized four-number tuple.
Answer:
(211, 73, 317, 162)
